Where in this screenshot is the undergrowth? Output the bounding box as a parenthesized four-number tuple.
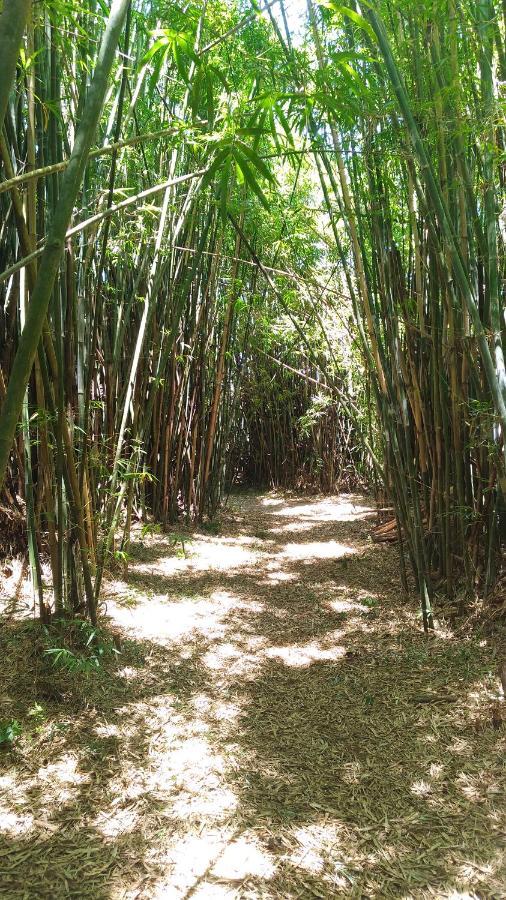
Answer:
(42, 618, 121, 674)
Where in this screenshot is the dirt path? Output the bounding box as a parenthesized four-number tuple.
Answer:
(1, 493, 505, 898)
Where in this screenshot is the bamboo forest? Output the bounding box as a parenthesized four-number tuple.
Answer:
(1, 0, 505, 895)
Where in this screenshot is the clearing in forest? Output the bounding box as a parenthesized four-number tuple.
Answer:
(1, 493, 505, 898)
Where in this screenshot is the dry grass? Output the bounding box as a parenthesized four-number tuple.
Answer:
(0, 492, 505, 898)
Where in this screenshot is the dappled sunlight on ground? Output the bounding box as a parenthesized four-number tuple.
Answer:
(0, 556, 43, 618)
(261, 495, 373, 523)
(1, 492, 505, 898)
(280, 539, 355, 561)
(111, 585, 267, 649)
(263, 639, 346, 667)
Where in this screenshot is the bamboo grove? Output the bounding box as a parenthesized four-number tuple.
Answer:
(0, 0, 504, 631)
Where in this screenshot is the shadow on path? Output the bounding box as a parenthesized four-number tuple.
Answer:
(0, 493, 504, 898)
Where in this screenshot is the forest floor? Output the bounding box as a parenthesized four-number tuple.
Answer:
(1, 492, 505, 899)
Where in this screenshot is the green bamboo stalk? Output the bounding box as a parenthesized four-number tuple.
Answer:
(364, 5, 506, 453)
(0, 0, 130, 492)
(0, 0, 31, 132)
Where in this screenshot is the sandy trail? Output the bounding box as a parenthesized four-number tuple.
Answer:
(1, 493, 505, 898)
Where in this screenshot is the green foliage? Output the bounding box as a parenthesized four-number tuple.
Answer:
(0, 720, 22, 747)
(298, 394, 333, 437)
(27, 703, 46, 721)
(319, 2, 376, 43)
(43, 621, 120, 675)
(142, 26, 198, 86)
(360, 596, 379, 609)
(141, 522, 162, 539)
(201, 135, 277, 217)
(167, 532, 193, 558)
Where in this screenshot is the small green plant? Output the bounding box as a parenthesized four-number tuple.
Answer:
(141, 522, 162, 539)
(360, 596, 379, 609)
(27, 703, 46, 721)
(0, 719, 22, 747)
(168, 531, 193, 558)
(43, 620, 120, 675)
(45, 646, 94, 673)
(113, 548, 131, 565)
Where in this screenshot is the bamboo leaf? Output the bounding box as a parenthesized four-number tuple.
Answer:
(235, 141, 276, 184)
(318, 2, 376, 42)
(234, 152, 270, 210)
(141, 36, 169, 65)
(200, 146, 232, 192)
